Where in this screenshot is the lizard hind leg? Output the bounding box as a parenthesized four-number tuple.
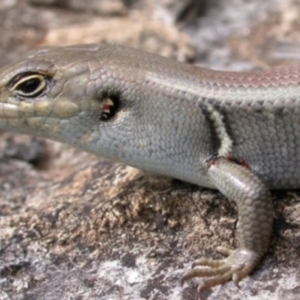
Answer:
(182, 158, 273, 291)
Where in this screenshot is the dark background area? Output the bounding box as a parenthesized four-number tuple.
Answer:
(1, 1, 300, 299)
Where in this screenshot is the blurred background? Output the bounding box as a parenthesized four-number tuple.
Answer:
(1, 1, 300, 300)
(2, 0, 300, 69)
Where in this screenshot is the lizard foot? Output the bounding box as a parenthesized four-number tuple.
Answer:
(181, 246, 261, 291)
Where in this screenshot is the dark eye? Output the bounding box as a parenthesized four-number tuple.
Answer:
(9, 72, 48, 98)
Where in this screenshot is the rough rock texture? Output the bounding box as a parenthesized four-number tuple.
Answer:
(1, 1, 300, 300)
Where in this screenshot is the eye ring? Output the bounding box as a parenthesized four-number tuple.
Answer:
(9, 72, 48, 98)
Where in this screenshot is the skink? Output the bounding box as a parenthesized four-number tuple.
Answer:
(0, 43, 297, 291)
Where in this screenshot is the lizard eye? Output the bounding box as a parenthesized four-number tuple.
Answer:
(9, 72, 48, 98)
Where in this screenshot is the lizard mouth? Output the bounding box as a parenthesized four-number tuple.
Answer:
(0, 100, 82, 134)
(0, 100, 80, 119)
(0, 96, 118, 134)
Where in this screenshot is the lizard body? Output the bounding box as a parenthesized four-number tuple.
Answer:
(0, 44, 297, 290)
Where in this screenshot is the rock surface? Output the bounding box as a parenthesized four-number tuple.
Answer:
(1, 1, 300, 300)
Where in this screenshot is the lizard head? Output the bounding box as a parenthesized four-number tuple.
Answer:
(0, 44, 141, 160)
(0, 44, 212, 184)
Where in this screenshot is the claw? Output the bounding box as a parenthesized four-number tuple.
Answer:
(182, 247, 261, 292)
(182, 265, 229, 283)
(198, 271, 233, 291)
(216, 246, 233, 256)
(192, 258, 225, 268)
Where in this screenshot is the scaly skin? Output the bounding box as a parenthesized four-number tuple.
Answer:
(1, 43, 299, 291)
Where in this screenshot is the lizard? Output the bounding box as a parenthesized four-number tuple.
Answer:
(0, 43, 297, 291)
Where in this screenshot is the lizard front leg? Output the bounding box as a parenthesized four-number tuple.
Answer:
(182, 158, 273, 291)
